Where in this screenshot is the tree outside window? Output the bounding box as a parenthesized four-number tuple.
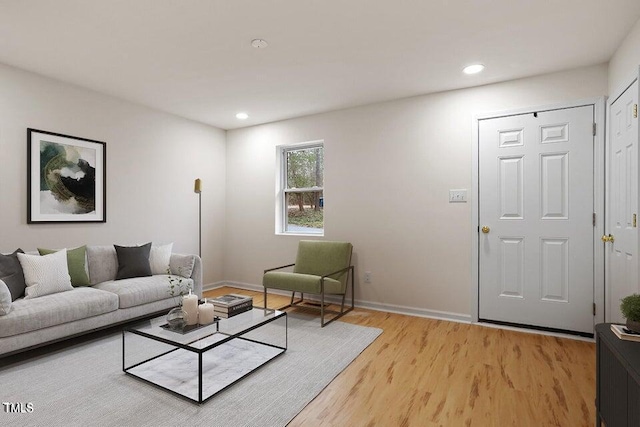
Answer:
(281, 143, 324, 234)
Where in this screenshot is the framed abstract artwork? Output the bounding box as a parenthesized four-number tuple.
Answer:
(27, 128, 106, 223)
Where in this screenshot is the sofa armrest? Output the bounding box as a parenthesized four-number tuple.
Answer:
(191, 255, 203, 298)
(170, 253, 203, 298)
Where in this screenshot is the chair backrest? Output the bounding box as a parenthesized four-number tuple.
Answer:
(293, 240, 353, 290)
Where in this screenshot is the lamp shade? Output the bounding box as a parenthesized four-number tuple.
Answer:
(194, 178, 202, 193)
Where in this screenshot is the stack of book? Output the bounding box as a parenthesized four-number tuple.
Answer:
(211, 294, 253, 318)
(611, 324, 640, 342)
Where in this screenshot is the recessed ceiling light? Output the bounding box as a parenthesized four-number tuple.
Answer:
(463, 64, 485, 75)
(236, 112, 249, 120)
(251, 39, 268, 49)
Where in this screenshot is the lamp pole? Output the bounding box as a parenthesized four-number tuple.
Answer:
(194, 178, 202, 258)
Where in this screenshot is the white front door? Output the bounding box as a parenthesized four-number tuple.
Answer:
(607, 80, 639, 323)
(478, 105, 595, 334)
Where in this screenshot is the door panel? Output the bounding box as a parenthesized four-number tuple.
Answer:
(499, 156, 524, 218)
(479, 105, 594, 334)
(540, 153, 568, 219)
(607, 80, 639, 323)
(499, 237, 524, 298)
(540, 238, 568, 302)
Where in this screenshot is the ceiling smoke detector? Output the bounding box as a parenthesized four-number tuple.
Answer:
(251, 39, 268, 49)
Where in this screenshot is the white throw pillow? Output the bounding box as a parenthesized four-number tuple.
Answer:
(149, 243, 173, 275)
(0, 279, 12, 315)
(17, 249, 73, 299)
(170, 254, 195, 278)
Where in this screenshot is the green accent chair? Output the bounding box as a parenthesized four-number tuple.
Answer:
(263, 240, 354, 327)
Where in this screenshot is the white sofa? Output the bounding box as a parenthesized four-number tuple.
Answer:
(0, 246, 202, 357)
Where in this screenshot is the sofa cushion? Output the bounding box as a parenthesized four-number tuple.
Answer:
(170, 254, 195, 278)
(0, 287, 118, 338)
(263, 271, 344, 294)
(0, 279, 12, 315)
(38, 246, 90, 287)
(114, 243, 152, 280)
(0, 249, 27, 301)
(93, 275, 194, 308)
(86, 245, 118, 285)
(18, 250, 74, 299)
(149, 243, 173, 275)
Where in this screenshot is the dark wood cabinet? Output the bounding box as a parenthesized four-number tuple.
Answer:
(596, 323, 640, 426)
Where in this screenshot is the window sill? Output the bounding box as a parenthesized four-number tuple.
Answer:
(276, 231, 325, 237)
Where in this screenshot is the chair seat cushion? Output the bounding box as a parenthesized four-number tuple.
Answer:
(263, 272, 344, 294)
(93, 275, 193, 308)
(0, 287, 118, 338)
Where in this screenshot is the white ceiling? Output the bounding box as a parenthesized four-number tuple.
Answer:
(0, 1, 639, 130)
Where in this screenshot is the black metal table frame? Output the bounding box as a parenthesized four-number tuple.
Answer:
(122, 309, 287, 404)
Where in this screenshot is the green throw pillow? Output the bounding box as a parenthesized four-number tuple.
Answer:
(38, 246, 90, 287)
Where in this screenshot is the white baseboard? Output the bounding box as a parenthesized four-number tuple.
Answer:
(341, 301, 587, 340)
(208, 280, 472, 324)
(204, 281, 591, 340)
(203, 281, 227, 291)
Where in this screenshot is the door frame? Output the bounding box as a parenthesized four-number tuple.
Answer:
(470, 97, 606, 331)
(604, 68, 640, 322)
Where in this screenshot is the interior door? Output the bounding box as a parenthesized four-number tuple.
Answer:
(478, 105, 595, 335)
(607, 80, 639, 323)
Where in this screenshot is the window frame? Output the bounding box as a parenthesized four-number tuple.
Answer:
(276, 140, 325, 236)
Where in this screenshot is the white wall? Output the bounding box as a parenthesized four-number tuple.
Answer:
(225, 64, 608, 317)
(609, 17, 640, 95)
(0, 63, 226, 285)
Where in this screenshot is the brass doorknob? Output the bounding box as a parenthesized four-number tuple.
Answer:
(481, 226, 490, 234)
(601, 234, 614, 243)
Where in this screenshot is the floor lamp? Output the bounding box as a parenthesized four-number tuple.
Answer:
(194, 178, 202, 258)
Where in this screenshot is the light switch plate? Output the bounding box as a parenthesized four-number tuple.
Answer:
(449, 189, 467, 203)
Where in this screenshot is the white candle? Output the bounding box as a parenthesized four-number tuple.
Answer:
(182, 290, 199, 325)
(198, 298, 215, 325)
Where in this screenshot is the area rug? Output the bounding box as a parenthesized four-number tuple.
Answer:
(0, 314, 382, 427)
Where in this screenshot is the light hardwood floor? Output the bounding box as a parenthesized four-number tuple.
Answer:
(204, 287, 596, 427)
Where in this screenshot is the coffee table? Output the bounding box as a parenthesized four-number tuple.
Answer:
(122, 307, 287, 403)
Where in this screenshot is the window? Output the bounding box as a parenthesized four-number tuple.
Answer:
(277, 141, 324, 235)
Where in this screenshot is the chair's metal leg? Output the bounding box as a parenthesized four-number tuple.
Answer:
(351, 266, 355, 309)
(320, 279, 325, 327)
(313, 266, 355, 328)
(277, 291, 303, 311)
(268, 266, 355, 327)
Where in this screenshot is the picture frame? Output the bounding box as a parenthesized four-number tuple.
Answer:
(27, 128, 106, 223)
